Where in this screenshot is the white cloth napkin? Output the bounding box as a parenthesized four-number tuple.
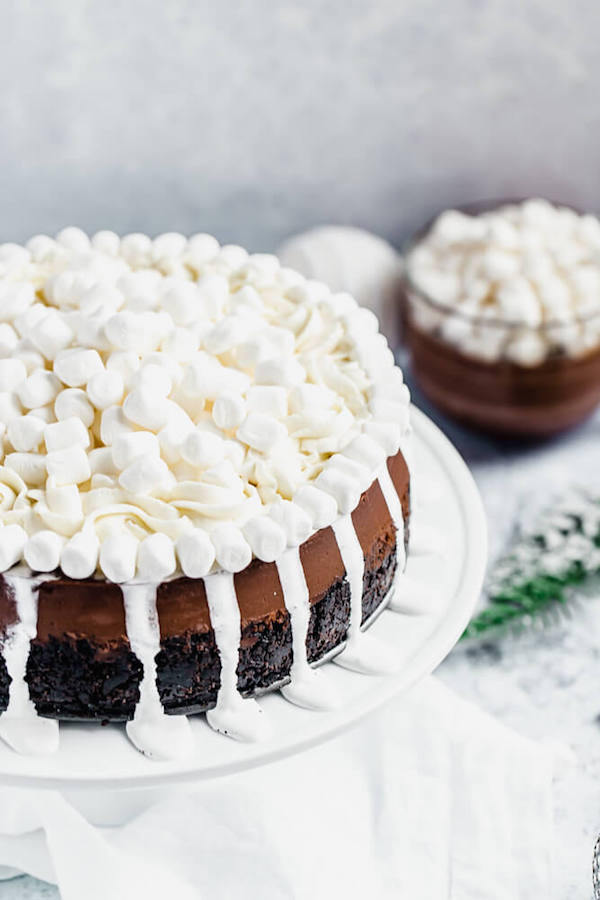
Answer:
(0, 677, 554, 900)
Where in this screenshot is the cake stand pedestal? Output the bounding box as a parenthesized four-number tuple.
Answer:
(0, 407, 487, 830)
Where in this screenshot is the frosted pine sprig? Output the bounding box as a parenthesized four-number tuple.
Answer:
(462, 490, 600, 640)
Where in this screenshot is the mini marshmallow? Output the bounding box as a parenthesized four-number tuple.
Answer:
(92, 230, 120, 255)
(118, 454, 172, 494)
(246, 386, 287, 419)
(0, 359, 27, 392)
(8, 415, 45, 452)
(269, 499, 312, 547)
(120, 233, 153, 267)
(153, 232, 187, 261)
(316, 469, 360, 514)
(342, 434, 385, 471)
(46, 447, 91, 485)
(176, 529, 216, 577)
(0, 283, 34, 322)
(0, 524, 27, 570)
(56, 226, 91, 252)
(136, 532, 176, 581)
(87, 369, 124, 409)
(143, 352, 183, 388)
(505, 330, 548, 367)
(288, 383, 335, 413)
(30, 310, 74, 359)
(162, 282, 201, 326)
(196, 273, 229, 319)
(88, 447, 119, 475)
(123, 389, 170, 432)
(212, 393, 246, 431)
(162, 327, 198, 362)
(14, 345, 44, 374)
(0, 324, 18, 357)
(46, 479, 83, 520)
(186, 233, 220, 265)
(18, 370, 61, 409)
(293, 484, 338, 530)
(236, 413, 287, 453)
(55, 388, 95, 428)
(104, 312, 147, 352)
(26, 235, 58, 262)
(255, 357, 305, 388)
(44, 417, 90, 453)
(54, 348, 104, 387)
(231, 284, 263, 313)
(158, 406, 195, 464)
(24, 530, 64, 572)
(0, 392, 22, 424)
(61, 529, 100, 579)
(243, 516, 287, 562)
(100, 406, 134, 445)
(106, 351, 140, 387)
(180, 353, 249, 401)
(203, 316, 247, 355)
(100, 532, 139, 583)
(181, 430, 224, 468)
(216, 245, 248, 270)
(112, 431, 160, 469)
(210, 524, 252, 573)
(29, 406, 55, 424)
(131, 363, 172, 397)
(5, 452, 47, 486)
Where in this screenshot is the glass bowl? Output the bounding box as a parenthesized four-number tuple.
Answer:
(402, 200, 600, 437)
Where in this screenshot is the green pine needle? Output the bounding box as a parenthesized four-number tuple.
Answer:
(461, 492, 600, 641)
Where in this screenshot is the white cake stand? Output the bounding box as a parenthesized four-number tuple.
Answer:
(0, 407, 487, 828)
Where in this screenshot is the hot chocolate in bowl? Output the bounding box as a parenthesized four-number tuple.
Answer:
(402, 199, 600, 438)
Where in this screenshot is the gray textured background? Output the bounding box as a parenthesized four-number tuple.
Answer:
(2, 0, 600, 251)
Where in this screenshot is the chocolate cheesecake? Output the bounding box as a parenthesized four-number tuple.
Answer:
(0, 229, 411, 759)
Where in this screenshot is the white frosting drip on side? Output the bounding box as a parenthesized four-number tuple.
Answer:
(0, 573, 59, 755)
(331, 516, 397, 674)
(203, 571, 269, 741)
(276, 548, 337, 710)
(376, 463, 409, 614)
(122, 582, 193, 760)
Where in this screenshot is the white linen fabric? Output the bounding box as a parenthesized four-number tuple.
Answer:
(0, 677, 554, 900)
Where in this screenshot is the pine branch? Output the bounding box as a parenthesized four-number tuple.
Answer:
(461, 491, 600, 641)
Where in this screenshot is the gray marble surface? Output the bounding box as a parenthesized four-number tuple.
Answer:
(2, 379, 598, 899)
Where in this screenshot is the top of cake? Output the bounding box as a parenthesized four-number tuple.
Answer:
(0, 228, 409, 582)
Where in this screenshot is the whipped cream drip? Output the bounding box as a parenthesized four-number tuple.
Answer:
(203, 571, 268, 741)
(0, 572, 59, 755)
(406, 199, 600, 364)
(122, 582, 193, 760)
(276, 547, 337, 709)
(331, 514, 398, 675)
(0, 229, 409, 581)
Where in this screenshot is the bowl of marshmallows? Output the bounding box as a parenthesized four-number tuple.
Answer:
(403, 198, 600, 437)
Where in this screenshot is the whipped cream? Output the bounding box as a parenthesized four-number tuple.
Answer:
(406, 199, 600, 364)
(0, 229, 410, 581)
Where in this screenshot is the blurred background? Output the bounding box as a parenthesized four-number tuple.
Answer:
(2, 0, 600, 249)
